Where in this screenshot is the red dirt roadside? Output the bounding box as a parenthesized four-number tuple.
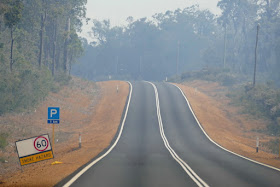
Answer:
(176, 81, 280, 169)
(0, 78, 129, 186)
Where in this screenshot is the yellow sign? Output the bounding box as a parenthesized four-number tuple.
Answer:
(19, 151, 53, 166)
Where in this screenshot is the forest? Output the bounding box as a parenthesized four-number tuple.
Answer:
(0, 0, 87, 114)
(0, 0, 279, 134)
(73, 0, 280, 84)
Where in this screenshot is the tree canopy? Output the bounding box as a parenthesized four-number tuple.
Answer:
(0, 0, 87, 114)
(73, 1, 280, 84)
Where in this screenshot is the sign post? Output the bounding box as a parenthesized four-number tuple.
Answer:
(15, 134, 54, 166)
(47, 107, 60, 153)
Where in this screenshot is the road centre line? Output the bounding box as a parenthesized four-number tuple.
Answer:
(147, 82, 209, 187)
(171, 83, 280, 172)
(63, 82, 133, 187)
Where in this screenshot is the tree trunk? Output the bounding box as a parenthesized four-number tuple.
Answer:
(253, 25, 260, 87)
(38, 12, 46, 69)
(223, 25, 227, 69)
(52, 21, 57, 76)
(69, 52, 73, 75)
(56, 46, 60, 69)
(44, 38, 49, 67)
(63, 17, 70, 74)
(10, 27, 14, 72)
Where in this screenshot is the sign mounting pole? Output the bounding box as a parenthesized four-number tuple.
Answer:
(48, 107, 60, 155)
(52, 123, 55, 153)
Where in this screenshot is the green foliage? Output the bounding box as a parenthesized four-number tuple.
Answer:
(54, 71, 71, 86)
(242, 85, 280, 120)
(0, 0, 87, 115)
(0, 157, 5, 163)
(175, 68, 244, 86)
(4, 0, 23, 28)
(0, 133, 8, 149)
(228, 83, 280, 135)
(0, 67, 54, 114)
(263, 139, 280, 154)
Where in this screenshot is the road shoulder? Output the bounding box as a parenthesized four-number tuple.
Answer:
(175, 82, 280, 169)
(0, 79, 129, 186)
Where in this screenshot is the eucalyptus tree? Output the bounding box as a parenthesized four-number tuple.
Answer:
(4, 0, 23, 72)
(59, 0, 87, 74)
(38, 0, 47, 69)
(217, 0, 259, 73)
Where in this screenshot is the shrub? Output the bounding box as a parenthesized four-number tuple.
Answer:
(176, 68, 244, 86)
(54, 72, 71, 86)
(0, 133, 8, 149)
(264, 139, 279, 154)
(229, 83, 280, 135)
(0, 67, 54, 114)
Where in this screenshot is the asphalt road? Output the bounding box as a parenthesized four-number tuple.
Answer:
(63, 81, 280, 187)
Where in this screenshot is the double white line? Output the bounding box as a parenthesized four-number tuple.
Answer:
(148, 82, 209, 187)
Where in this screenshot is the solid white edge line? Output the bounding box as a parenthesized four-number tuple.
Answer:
(171, 83, 280, 172)
(63, 81, 133, 187)
(147, 81, 209, 187)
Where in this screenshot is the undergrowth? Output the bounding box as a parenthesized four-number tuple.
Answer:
(0, 67, 71, 115)
(0, 133, 8, 149)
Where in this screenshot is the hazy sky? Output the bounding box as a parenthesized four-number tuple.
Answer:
(82, 0, 221, 39)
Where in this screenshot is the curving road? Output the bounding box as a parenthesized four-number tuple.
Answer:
(60, 81, 280, 187)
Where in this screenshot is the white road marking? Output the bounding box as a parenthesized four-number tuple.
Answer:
(147, 81, 209, 187)
(172, 83, 280, 172)
(63, 82, 133, 187)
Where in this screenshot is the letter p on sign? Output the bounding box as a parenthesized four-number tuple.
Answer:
(50, 109, 57, 117)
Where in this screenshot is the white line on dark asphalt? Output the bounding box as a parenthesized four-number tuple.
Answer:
(171, 83, 280, 173)
(63, 82, 133, 187)
(147, 82, 209, 187)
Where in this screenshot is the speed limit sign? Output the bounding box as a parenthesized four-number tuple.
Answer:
(34, 136, 49, 152)
(15, 134, 54, 166)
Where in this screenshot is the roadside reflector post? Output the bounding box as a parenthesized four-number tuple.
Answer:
(117, 85, 119, 93)
(79, 132, 82, 148)
(256, 137, 259, 153)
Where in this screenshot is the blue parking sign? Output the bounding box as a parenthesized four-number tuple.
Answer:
(48, 107, 60, 124)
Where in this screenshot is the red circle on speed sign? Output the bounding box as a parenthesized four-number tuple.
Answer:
(34, 136, 49, 152)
